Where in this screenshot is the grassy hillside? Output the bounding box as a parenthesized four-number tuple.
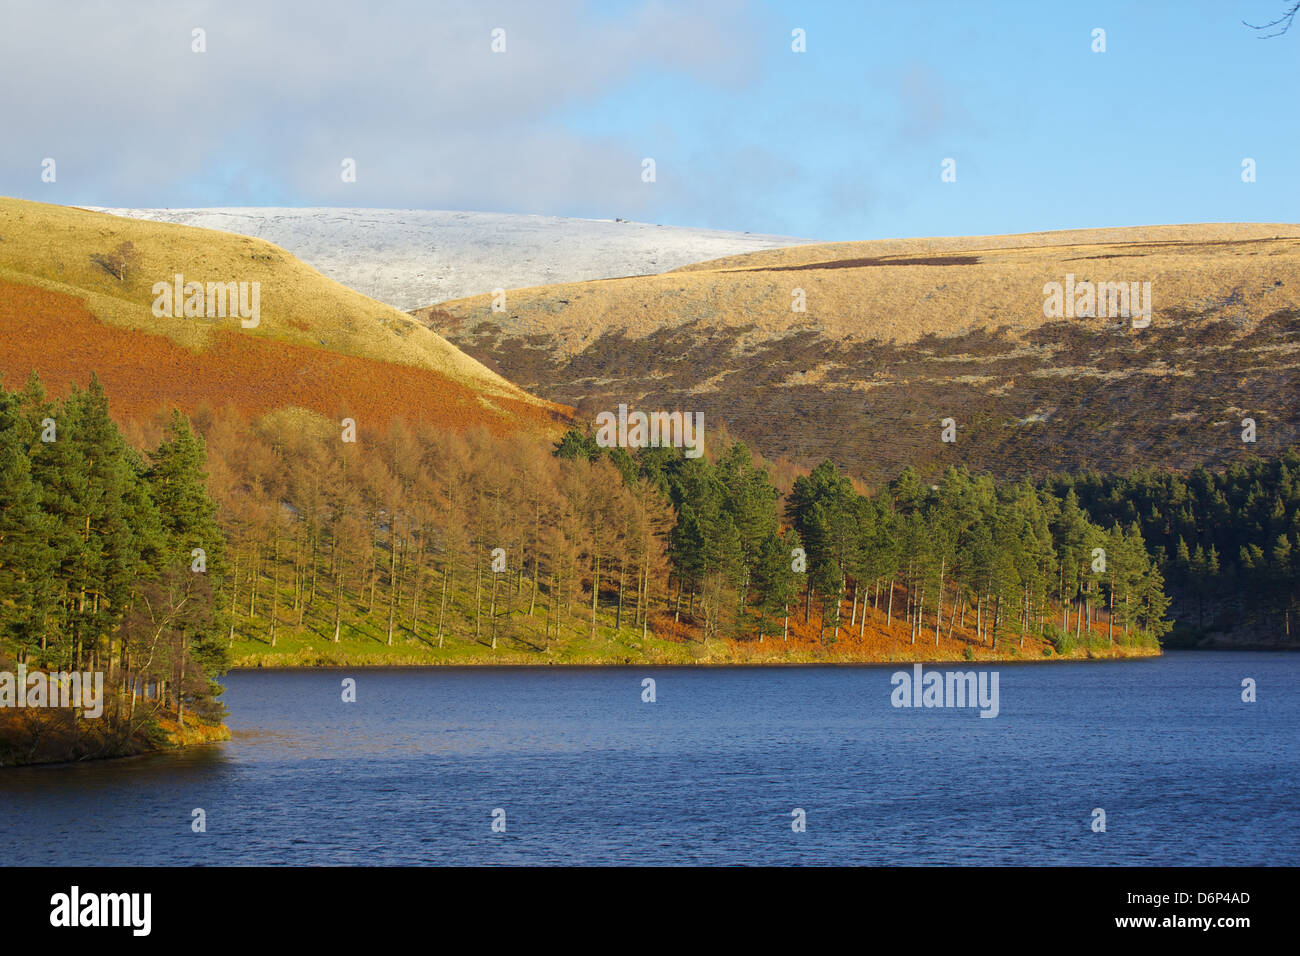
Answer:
(230, 586, 1158, 668)
(0, 197, 569, 435)
(418, 223, 1300, 481)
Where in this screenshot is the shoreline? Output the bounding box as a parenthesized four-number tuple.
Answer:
(3, 643, 1161, 767)
(227, 642, 1162, 669)
(0, 712, 229, 770)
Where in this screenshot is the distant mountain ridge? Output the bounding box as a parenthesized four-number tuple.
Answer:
(89, 207, 817, 312)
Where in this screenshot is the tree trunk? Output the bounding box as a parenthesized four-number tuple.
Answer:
(269, 532, 280, 648)
(386, 526, 399, 647)
(436, 564, 450, 648)
(249, 543, 259, 618)
(1019, 587, 1028, 648)
(934, 557, 945, 645)
(489, 571, 499, 650)
(912, 587, 924, 645)
(1107, 573, 1115, 646)
(591, 553, 600, 639)
(308, 533, 319, 606)
(529, 553, 540, 617)
(992, 594, 1001, 649)
(641, 565, 650, 643)
(228, 551, 239, 647)
(616, 562, 625, 631)
(474, 550, 483, 641)
(332, 570, 343, 643)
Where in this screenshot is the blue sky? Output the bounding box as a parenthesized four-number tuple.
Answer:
(3, 0, 1297, 240)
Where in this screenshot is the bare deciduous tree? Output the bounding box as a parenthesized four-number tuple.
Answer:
(90, 240, 140, 282)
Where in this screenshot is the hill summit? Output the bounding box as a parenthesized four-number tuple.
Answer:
(417, 223, 1300, 481)
(0, 197, 568, 436)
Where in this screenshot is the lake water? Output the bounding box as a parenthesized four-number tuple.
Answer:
(2, 651, 1296, 865)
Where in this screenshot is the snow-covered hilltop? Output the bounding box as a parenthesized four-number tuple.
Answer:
(91, 207, 815, 311)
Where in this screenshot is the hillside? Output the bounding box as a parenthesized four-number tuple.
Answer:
(90, 207, 816, 312)
(0, 198, 568, 435)
(416, 223, 1300, 482)
(228, 579, 1157, 669)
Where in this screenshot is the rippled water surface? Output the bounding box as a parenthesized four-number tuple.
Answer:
(2, 651, 1296, 865)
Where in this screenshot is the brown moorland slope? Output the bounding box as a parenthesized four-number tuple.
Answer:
(0, 197, 570, 435)
(0, 281, 563, 436)
(418, 223, 1300, 482)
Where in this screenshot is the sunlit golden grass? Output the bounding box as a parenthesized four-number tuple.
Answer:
(423, 222, 1300, 354)
(0, 196, 554, 408)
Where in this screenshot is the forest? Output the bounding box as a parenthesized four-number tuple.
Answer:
(554, 428, 1170, 651)
(1049, 453, 1300, 644)
(2, 371, 1173, 677)
(9, 368, 1257, 764)
(0, 374, 227, 762)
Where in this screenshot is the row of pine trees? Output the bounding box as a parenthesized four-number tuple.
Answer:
(1050, 452, 1300, 640)
(0, 374, 228, 726)
(557, 430, 1171, 649)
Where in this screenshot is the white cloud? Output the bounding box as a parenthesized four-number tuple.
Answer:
(0, 0, 761, 211)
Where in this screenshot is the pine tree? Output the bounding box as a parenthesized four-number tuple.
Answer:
(0, 385, 59, 663)
(147, 410, 230, 720)
(752, 530, 800, 641)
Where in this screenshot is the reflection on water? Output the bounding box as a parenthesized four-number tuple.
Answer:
(3, 742, 231, 792)
(1, 653, 1296, 865)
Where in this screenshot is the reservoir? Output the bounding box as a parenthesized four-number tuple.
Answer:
(2, 651, 1295, 865)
